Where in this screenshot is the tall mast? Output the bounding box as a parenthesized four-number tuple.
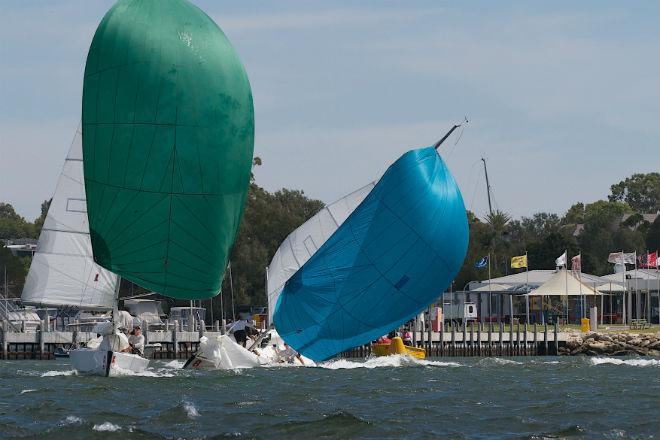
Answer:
(433, 117, 468, 151)
(481, 158, 493, 216)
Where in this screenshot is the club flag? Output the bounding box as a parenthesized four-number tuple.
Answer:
(555, 252, 567, 267)
(571, 254, 581, 273)
(511, 255, 527, 269)
(607, 252, 636, 265)
(474, 255, 489, 269)
(639, 251, 658, 269)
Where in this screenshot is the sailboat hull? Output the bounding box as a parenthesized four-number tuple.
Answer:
(70, 349, 149, 377)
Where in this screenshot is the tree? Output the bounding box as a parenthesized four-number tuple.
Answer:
(0, 246, 27, 297)
(216, 179, 324, 313)
(609, 172, 660, 213)
(33, 199, 51, 237)
(647, 217, 660, 251)
(0, 202, 34, 240)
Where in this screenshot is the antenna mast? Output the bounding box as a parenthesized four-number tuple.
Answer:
(481, 158, 493, 216)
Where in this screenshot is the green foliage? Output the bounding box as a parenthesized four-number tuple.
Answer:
(609, 172, 660, 213)
(646, 217, 660, 251)
(0, 246, 27, 297)
(0, 203, 35, 240)
(215, 182, 324, 315)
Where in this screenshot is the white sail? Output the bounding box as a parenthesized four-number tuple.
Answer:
(266, 181, 376, 321)
(21, 128, 117, 310)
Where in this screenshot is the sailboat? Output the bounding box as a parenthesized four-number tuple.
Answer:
(41, 0, 253, 376)
(20, 127, 149, 376)
(267, 125, 469, 362)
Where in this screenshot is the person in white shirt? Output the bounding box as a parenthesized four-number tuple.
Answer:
(127, 326, 145, 356)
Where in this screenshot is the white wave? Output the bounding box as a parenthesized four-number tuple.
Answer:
(93, 421, 121, 432)
(60, 415, 83, 425)
(320, 355, 460, 370)
(590, 357, 660, 367)
(41, 370, 76, 377)
(20, 389, 37, 394)
(163, 360, 185, 369)
(476, 357, 523, 366)
(183, 401, 199, 418)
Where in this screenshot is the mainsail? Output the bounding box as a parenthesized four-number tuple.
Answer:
(81, 0, 254, 299)
(266, 182, 376, 321)
(21, 128, 117, 310)
(272, 147, 469, 361)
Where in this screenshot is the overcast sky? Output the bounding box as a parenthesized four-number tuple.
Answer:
(1, 1, 658, 221)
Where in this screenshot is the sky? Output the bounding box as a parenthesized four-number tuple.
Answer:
(1, 1, 659, 221)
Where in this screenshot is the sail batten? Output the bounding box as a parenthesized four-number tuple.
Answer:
(272, 147, 469, 362)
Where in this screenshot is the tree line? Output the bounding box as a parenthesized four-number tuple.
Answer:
(1, 169, 659, 314)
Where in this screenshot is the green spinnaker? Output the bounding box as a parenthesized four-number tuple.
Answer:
(82, 0, 254, 299)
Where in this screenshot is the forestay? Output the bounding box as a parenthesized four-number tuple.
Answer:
(266, 182, 376, 321)
(274, 147, 469, 361)
(21, 128, 117, 309)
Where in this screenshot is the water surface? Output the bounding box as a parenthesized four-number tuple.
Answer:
(1, 356, 658, 439)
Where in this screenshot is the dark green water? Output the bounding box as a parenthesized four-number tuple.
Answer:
(0, 356, 658, 439)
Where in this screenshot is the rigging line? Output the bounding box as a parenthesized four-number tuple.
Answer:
(469, 166, 483, 212)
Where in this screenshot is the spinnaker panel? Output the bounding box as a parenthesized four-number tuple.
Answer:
(82, 0, 254, 299)
(22, 128, 118, 310)
(273, 148, 469, 361)
(266, 182, 376, 321)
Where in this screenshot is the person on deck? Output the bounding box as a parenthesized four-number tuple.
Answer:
(278, 343, 305, 365)
(402, 329, 413, 346)
(231, 318, 256, 347)
(128, 326, 145, 356)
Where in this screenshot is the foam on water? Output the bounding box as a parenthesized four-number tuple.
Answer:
(20, 389, 37, 394)
(60, 415, 83, 426)
(40, 370, 76, 377)
(590, 357, 660, 367)
(93, 421, 121, 432)
(476, 357, 523, 366)
(163, 360, 185, 369)
(183, 401, 200, 418)
(320, 355, 461, 370)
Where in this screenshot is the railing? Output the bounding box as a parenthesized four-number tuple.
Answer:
(0, 290, 21, 332)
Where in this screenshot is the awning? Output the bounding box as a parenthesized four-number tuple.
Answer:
(526, 269, 601, 296)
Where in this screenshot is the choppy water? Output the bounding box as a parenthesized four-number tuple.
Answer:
(1, 356, 659, 439)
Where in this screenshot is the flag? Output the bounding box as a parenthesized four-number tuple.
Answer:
(555, 252, 567, 267)
(474, 255, 489, 268)
(571, 254, 581, 273)
(607, 252, 636, 265)
(511, 255, 527, 269)
(639, 251, 658, 269)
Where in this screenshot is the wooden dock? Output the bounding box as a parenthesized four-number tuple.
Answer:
(1, 321, 566, 360)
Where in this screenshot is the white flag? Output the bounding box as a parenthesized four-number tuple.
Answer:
(607, 252, 636, 265)
(555, 252, 567, 267)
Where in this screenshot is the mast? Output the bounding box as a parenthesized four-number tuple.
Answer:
(433, 118, 468, 151)
(481, 158, 493, 217)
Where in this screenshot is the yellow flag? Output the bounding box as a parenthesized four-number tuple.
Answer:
(511, 255, 527, 269)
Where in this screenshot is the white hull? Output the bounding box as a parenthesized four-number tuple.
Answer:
(183, 335, 262, 370)
(183, 331, 314, 370)
(70, 349, 149, 377)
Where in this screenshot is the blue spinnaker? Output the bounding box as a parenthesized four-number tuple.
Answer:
(273, 147, 469, 361)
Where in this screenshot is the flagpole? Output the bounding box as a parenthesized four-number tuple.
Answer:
(488, 253, 492, 323)
(634, 250, 639, 322)
(622, 250, 626, 326)
(525, 251, 529, 324)
(564, 249, 568, 325)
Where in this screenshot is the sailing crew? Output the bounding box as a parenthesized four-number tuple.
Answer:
(277, 343, 305, 365)
(128, 326, 145, 356)
(230, 317, 256, 347)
